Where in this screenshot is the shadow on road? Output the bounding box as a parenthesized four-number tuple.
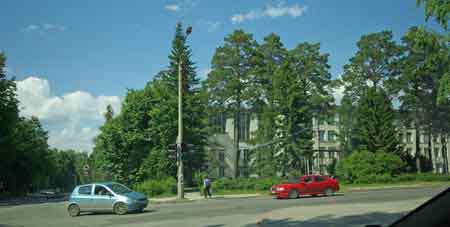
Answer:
(274, 194, 345, 200)
(241, 211, 406, 227)
(80, 209, 157, 217)
(0, 196, 68, 207)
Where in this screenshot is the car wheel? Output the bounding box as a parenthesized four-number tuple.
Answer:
(114, 202, 127, 215)
(325, 188, 334, 196)
(288, 190, 299, 199)
(68, 204, 80, 217)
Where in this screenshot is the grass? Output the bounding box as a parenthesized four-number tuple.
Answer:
(340, 180, 449, 192)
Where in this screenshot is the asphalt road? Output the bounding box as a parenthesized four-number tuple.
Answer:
(0, 185, 448, 227)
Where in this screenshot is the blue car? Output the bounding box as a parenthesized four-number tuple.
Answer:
(67, 182, 148, 216)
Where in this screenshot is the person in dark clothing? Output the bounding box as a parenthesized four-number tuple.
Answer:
(203, 175, 212, 198)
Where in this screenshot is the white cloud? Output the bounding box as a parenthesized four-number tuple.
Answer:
(165, 4, 180, 11)
(16, 77, 121, 152)
(199, 68, 211, 80)
(165, 0, 197, 12)
(231, 2, 307, 24)
(23, 24, 66, 33)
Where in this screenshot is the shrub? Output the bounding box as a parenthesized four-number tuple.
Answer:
(210, 177, 283, 192)
(133, 177, 176, 197)
(336, 150, 405, 184)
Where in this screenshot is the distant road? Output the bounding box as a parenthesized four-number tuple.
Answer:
(0, 185, 447, 227)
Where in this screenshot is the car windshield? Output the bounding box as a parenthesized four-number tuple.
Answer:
(105, 183, 132, 195)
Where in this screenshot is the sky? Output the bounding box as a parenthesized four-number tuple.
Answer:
(0, 0, 444, 153)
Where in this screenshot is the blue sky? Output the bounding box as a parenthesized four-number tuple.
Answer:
(0, 0, 444, 152)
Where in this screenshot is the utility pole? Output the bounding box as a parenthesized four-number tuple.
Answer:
(177, 25, 192, 200)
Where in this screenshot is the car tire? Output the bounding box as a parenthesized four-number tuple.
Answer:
(325, 188, 334, 197)
(288, 190, 299, 199)
(68, 204, 80, 217)
(114, 202, 127, 215)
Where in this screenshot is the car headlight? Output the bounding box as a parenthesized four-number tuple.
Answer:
(277, 187, 285, 191)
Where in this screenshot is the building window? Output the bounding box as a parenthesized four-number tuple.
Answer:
(434, 147, 439, 159)
(406, 133, 412, 143)
(328, 131, 336, 141)
(422, 134, 430, 144)
(211, 112, 226, 133)
(238, 112, 250, 141)
(319, 130, 326, 142)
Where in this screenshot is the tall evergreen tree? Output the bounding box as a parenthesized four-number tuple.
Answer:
(354, 87, 402, 154)
(398, 26, 450, 172)
(337, 94, 357, 156)
(205, 29, 258, 178)
(251, 33, 287, 176)
(342, 31, 403, 101)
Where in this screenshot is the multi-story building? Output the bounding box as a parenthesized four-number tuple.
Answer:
(206, 111, 450, 178)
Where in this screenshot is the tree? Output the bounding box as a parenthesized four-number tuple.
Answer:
(154, 22, 207, 184)
(417, 0, 450, 30)
(354, 87, 402, 154)
(205, 29, 258, 178)
(337, 94, 357, 156)
(398, 26, 450, 173)
(10, 117, 51, 193)
(341, 31, 403, 101)
(251, 33, 287, 176)
(0, 52, 20, 192)
(104, 104, 114, 122)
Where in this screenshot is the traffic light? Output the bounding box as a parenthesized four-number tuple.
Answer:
(168, 144, 177, 160)
(181, 143, 195, 153)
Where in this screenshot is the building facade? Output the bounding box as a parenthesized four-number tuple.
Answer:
(206, 111, 450, 178)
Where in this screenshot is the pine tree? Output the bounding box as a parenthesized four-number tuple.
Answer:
(205, 29, 258, 178)
(354, 87, 401, 154)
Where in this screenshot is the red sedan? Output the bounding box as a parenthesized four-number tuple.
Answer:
(271, 175, 339, 199)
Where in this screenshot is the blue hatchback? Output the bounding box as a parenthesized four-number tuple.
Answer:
(67, 182, 148, 216)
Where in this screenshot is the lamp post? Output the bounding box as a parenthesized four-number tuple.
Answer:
(177, 25, 192, 200)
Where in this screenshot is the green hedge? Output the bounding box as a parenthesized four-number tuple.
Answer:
(133, 177, 176, 197)
(211, 177, 284, 193)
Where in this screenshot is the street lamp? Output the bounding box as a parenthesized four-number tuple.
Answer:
(177, 25, 192, 200)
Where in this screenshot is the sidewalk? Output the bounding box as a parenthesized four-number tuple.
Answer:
(149, 192, 261, 203)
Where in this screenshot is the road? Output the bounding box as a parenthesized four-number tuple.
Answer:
(0, 185, 448, 227)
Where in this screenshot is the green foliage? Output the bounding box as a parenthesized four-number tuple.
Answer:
(342, 31, 402, 101)
(211, 177, 283, 192)
(398, 26, 450, 172)
(90, 23, 206, 186)
(205, 29, 258, 178)
(336, 150, 405, 184)
(337, 95, 357, 155)
(133, 177, 176, 197)
(417, 0, 450, 29)
(354, 87, 402, 154)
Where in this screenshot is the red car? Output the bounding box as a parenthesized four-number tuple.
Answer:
(271, 175, 339, 199)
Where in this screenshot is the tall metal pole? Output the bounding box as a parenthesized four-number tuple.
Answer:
(177, 57, 184, 200)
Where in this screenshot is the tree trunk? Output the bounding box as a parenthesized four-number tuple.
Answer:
(414, 114, 422, 173)
(234, 104, 241, 179)
(441, 136, 449, 174)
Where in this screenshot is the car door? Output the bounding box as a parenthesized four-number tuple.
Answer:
(76, 185, 94, 210)
(301, 176, 315, 194)
(92, 184, 115, 211)
(313, 176, 328, 193)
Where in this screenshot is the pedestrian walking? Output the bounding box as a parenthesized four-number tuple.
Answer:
(203, 175, 212, 199)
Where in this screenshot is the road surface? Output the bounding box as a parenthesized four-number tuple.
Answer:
(0, 185, 447, 227)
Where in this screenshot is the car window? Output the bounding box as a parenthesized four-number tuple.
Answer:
(105, 183, 132, 195)
(94, 185, 110, 196)
(78, 185, 92, 195)
(315, 176, 325, 182)
(303, 177, 312, 183)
